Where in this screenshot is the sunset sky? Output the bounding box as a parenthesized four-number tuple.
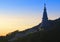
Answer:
(0, 0, 60, 36)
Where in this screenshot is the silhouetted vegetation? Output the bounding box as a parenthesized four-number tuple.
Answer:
(0, 36, 8, 42)
(0, 18, 60, 42)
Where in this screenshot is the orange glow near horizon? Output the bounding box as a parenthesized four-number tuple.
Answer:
(0, 15, 41, 36)
(0, 12, 59, 36)
(0, 13, 59, 36)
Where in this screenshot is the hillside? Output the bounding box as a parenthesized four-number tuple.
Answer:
(0, 18, 60, 42)
(12, 18, 60, 42)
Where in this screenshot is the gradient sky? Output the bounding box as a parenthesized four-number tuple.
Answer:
(0, 0, 60, 36)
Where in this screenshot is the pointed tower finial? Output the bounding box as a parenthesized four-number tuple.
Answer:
(44, 3, 46, 8)
(44, 0, 46, 7)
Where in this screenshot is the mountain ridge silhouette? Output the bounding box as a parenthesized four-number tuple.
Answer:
(0, 18, 60, 42)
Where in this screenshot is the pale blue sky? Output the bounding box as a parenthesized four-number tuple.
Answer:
(0, 0, 60, 19)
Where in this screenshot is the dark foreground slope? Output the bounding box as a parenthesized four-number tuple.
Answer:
(0, 18, 60, 42)
(12, 18, 60, 42)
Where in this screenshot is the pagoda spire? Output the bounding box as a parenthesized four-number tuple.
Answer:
(42, 3, 48, 22)
(39, 3, 49, 30)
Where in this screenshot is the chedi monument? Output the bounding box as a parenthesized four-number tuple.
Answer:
(39, 3, 49, 30)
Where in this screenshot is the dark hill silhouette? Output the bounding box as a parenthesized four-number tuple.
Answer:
(0, 18, 60, 42)
(11, 18, 60, 42)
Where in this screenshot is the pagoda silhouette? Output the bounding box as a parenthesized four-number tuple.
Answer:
(39, 3, 49, 30)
